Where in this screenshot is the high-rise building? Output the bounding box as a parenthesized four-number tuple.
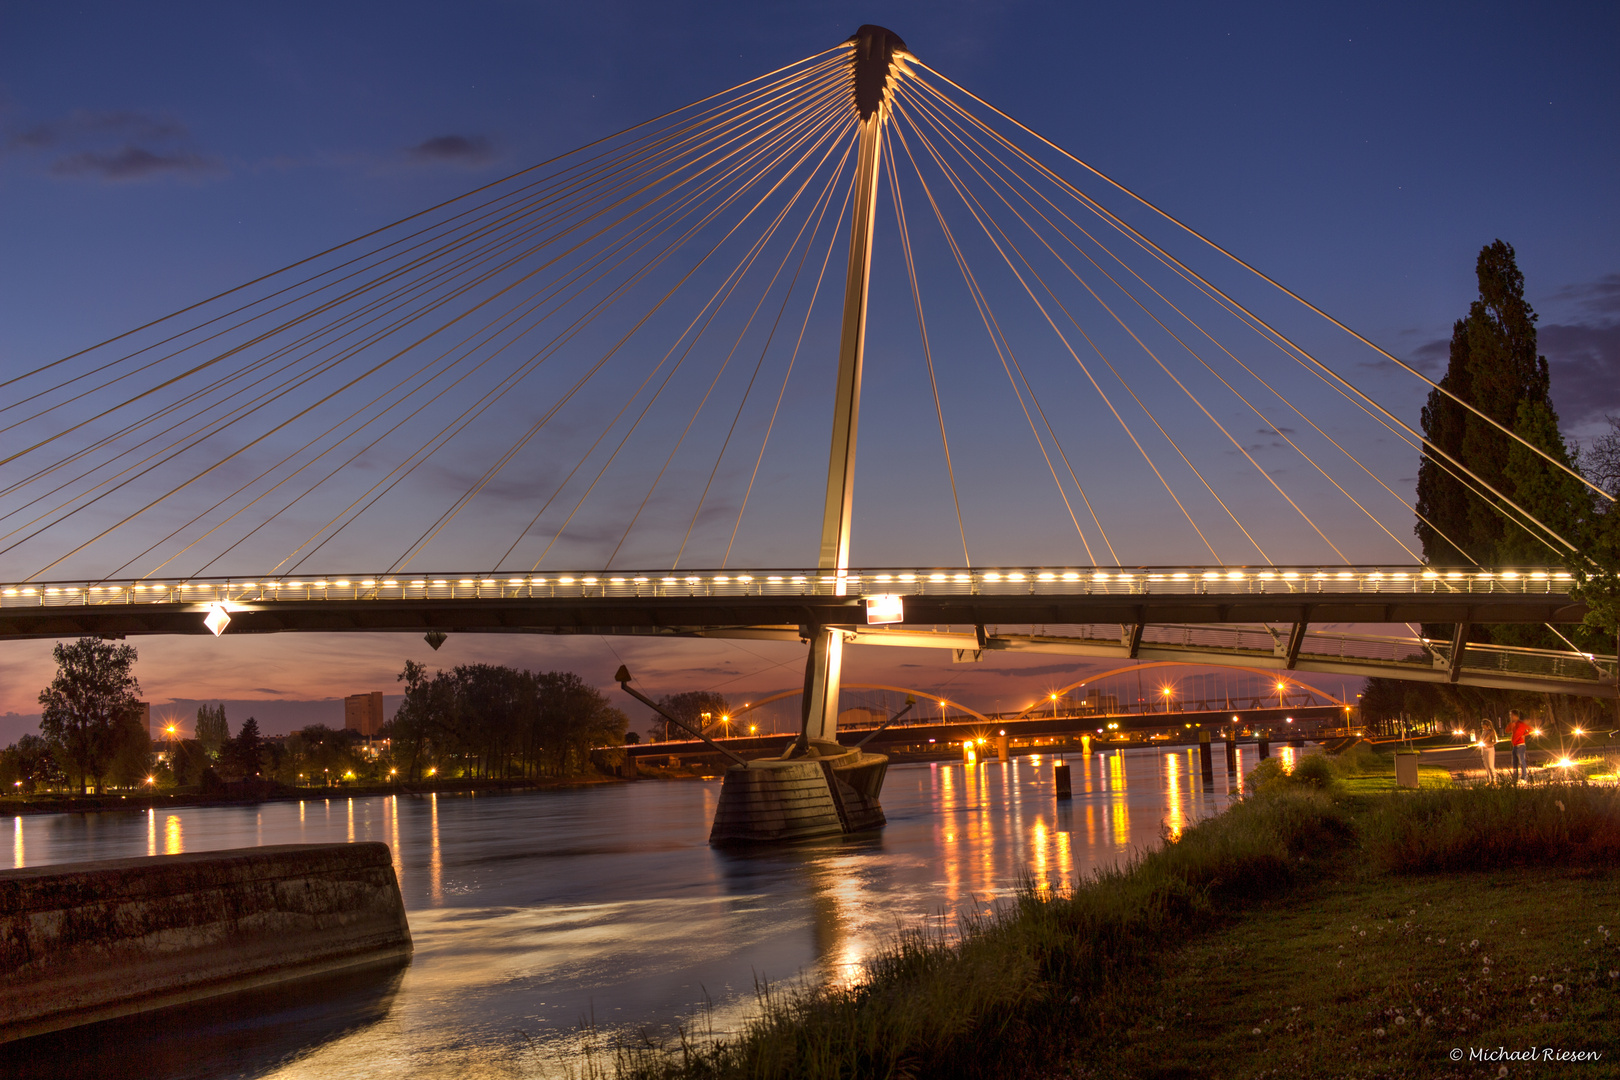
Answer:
(136, 701, 154, 738)
(344, 692, 385, 737)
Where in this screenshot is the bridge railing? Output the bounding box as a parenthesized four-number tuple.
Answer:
(0, 564, 1583, 608)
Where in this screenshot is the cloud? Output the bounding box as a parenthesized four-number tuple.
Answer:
(1547, 273, 1620, 318)
(406, 134, 495, 166)
(1410, 336, 1449, 374)
(50, 145, 223, 182)
(6, 108, 223, 183)
(1256, 426, 1296, 438)
(1544, 319, 1620, 430)
(7, 109, 186, 151)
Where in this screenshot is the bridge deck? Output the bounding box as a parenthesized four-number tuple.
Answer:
(2, 566, 1611, 697)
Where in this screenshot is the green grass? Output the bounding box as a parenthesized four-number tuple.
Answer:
(574, 780, 1620, 1080)
(1066, 868, 1620, 1079)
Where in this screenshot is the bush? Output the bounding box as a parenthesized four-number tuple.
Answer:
(1365, 783, 1620, 873)
(1331, 741, 1386, 775)
(1247, 753, 1339, 794)
(1289, 754, 1338, 790)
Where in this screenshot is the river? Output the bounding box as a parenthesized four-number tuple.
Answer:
(3, 745, 1296, 1080)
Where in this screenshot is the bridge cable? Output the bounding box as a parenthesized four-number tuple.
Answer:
(895, 102, 1230, 561)
(599, 107, 857, 570)
(722, 162, 858, 568)
(352, 91, 856, 571)
(0, 47, 847, 396)
(387, 94, 857, 572)
(669, 132, 858, 570)
(889, 112, 1120, 563)
(888, 151, 974, 567)
(902, 84, 1351, 561)
(13, 73, 854, 576)
(905, 71, 1587, 552)
(910, 61, 1610, 507)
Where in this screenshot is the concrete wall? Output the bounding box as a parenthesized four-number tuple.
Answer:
(0, 842, 411, 1044)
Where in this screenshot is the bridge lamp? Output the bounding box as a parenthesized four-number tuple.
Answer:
(866, 593, 904, 624)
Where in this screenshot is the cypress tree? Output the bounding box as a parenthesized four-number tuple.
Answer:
(1415, 240, 1580, 567)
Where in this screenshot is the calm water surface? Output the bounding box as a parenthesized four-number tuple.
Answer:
(5, 746, 1299, 1079)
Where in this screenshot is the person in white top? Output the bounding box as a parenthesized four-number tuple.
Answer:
(1477, 718, 1499, 780)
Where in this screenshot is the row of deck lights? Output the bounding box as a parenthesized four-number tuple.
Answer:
(0, 567, 1575, 598)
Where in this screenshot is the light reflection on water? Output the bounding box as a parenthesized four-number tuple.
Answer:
(5, 748, 1288, 1078)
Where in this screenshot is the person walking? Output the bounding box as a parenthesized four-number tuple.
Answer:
(1507, 709, 1531, 782)
(1478, 717, 1499, 781)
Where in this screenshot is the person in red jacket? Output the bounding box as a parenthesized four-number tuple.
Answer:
(1507, 709, 1532, 782)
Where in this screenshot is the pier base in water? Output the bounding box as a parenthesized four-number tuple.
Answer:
(709, 740, 887, 844)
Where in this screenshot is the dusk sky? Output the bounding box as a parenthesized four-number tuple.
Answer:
(2, 1, 1617, 739)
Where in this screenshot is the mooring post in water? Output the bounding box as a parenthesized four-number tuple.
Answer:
(1054, 757, 1072, 799)
(1198, 729, 1214, 783)
(1258, 736, 1270, 759)
(996, 733, 1009, 762)
(1225, 736, 1237, 774)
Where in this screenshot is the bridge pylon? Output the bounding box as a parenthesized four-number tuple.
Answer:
(710, 25, 906, 843)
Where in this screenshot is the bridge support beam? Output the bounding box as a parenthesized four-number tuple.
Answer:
(1449, 619, 1471, 684)
(800, 626, 846, 744)
(1284, 619, 1308, 670)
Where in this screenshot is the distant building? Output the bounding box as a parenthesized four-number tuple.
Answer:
(344, 692, 385, 737)
(134, 701, 153, 738)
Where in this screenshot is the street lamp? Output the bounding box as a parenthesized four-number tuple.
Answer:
(1161, 686, 1173, 713)
(1050, 692, 1058, 720)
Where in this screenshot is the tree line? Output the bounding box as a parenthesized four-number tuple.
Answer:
(385, 660, 628, 780)
(1, 640, 631, 793)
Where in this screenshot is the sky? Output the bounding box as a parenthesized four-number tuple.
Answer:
(2, 0, 1617, 739)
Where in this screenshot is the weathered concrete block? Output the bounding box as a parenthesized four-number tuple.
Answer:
(0, 842, 411, 1043)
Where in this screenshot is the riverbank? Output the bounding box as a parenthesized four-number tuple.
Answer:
(604, 762, 1620, 1079)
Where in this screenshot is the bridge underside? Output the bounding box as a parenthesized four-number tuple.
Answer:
(2, 588, 1611, 698)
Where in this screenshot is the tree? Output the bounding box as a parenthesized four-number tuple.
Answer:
(195, 703, 230, 759)
(1413, 241, 1596, 653)
(277, 725, 366, 786)
(651, 690, 730, 742)
(107, 714, 154, 788)
(0, 735, 65, 793)
(1415, 241, 1580, 568)
(37, 637, 143, 793)
(218, 717, 265, 781)
(1585, 416, 1620, 498)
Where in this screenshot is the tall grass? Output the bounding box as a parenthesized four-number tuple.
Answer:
(1364, 782, 1620, 872)
(609, 791, 1353, 1080)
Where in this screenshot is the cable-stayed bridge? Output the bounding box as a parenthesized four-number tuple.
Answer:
(2, 23, 1615, 831)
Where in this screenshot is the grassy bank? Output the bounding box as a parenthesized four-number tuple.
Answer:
(594, 763, 1620, 1080)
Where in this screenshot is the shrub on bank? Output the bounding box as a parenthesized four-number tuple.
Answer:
(1365, 783, 1620, 873)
